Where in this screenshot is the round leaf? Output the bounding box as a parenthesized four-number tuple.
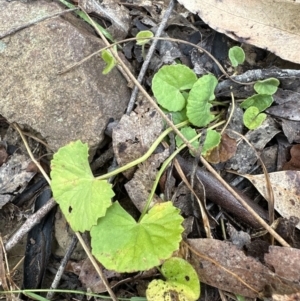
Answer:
(136, 30, 154, 45)
(91, 201, 184, 272)
(243, 107, 266, 130)
(50, 140, 114, 232)
(146, 257, 200, 301)
(152, 65, 197, 112)
(186, 74, 217, 127)
(228, 46, 245, 67)
(240, 94, 273, 112)
(254, 78, 280, 95)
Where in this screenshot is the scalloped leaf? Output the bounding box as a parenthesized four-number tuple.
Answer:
(186, 74, 217, 127)
(50, 141, 114, 232)
(152, 65, 197, 112)
(91, 201, 184, 272)
(146, 257, 200, 301)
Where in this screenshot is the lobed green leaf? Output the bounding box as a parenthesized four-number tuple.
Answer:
(50, 141, 114, 232)
(91, 201, 184, 272)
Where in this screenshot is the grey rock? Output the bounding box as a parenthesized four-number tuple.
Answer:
(0, 0, 129, 153)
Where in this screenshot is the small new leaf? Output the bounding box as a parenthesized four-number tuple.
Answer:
(254, 78, 280, 95)
(101, 50, 117, 74)
(50, 141, 114, 232)
(243, 107, 266, 130)
(228, 46, 245, 67)
(91, 201, 184, 272)
(136, 30, 154, 46)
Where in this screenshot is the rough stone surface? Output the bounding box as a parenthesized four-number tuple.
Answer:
(0, 0, 129, 152)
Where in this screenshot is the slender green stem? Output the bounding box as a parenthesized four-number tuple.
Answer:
(138, 121, 225, 221)
(1, 289, 136, 301)
(95, 120, 189, 180)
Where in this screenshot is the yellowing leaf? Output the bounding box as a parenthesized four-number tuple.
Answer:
(242, 171, 300, 229)
(146, 257, 200, 301)
(91, 201, 184, 272)
(50, 140, 114, 232)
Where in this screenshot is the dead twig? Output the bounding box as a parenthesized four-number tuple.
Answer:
(126, 0, 175, 114)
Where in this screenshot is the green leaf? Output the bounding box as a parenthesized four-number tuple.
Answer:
(91, 201, 184, 272)
(254, 78, 280, 95)
(201, 129, 221, 155)
(240, 94, 273, 112)
(175, 126, 199, 150)
(50, 141, 114, 232)
(228, 46, 245, 67)
(170, 108, 187, 125)
(136, 30, 154, 45)
(186, 74, 217, 127)
(243, 107, 267, 130)
(152, 65, 197, 112)
(101, 50, 117, 74)
(146, 257, 200, 301)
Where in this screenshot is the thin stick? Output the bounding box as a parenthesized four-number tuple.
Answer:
(47, 235, 78, 299)
(5, 198, 57, 252)
(126, 0, 175, 114)
(75, 233, 118, 301)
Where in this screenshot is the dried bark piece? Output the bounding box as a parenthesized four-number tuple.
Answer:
(113, 98, 164, 179)
(125, 149, 169, 212)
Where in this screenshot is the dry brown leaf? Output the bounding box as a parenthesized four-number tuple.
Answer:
(283, 144, 300, 170)
(242, 171, 300, 228)
(188, 238, 300, 298)
(78, 258, 120, 293)
(265, 246, 300, 283)
(177, 0, 300, 64)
